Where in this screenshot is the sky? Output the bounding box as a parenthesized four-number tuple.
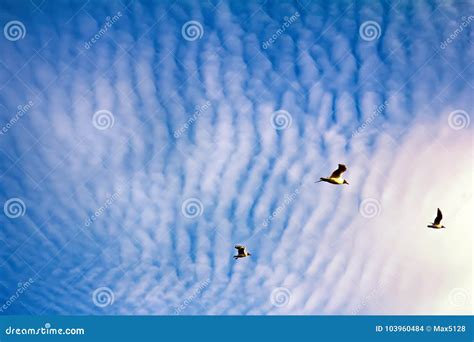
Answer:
(0, 0, 472, 315)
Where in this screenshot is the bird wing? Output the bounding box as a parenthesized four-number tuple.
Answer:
(329, 164, 347, 178)
(434, 208, 442, 225)
(235, 245, 246, 254)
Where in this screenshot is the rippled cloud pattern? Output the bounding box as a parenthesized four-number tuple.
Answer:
(0, 0, 472, 315)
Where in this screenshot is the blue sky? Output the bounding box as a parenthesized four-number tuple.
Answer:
(0, 0, 472, 315)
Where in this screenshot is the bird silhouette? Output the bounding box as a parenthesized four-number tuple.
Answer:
(316, 164, 349, 185)
(234, 245, 251, 259)
(427, 208, 446, 229)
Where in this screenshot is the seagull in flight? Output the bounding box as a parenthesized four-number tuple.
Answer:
(234, 245, 251, 259)
(316, 164, 349, 185)
(427, 208, 446, 229)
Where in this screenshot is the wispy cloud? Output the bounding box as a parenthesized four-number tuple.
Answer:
(0, 0, 472, 316)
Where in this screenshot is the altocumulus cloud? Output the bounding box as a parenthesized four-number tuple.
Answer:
(0, 0, 472, 315)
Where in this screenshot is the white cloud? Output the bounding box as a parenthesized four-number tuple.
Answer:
(0, 0, 471, 316)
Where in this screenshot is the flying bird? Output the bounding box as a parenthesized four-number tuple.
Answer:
(234, 245, 251, 259)
(316, 164, 349, 185)
(427, 208, 446, 229)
